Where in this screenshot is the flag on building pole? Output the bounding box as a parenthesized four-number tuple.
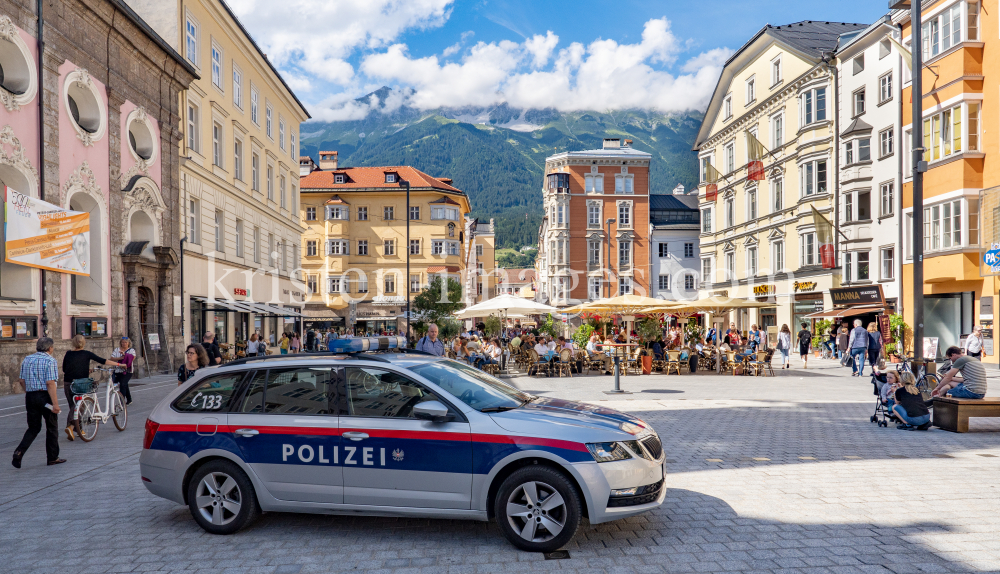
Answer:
(745, 131, 767, 181)
(887, 35, 912, 71)
(704, 163, 723, 201)
(811, 205, 836, 269)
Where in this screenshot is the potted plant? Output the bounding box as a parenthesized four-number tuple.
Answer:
(887, 313, 908, 361)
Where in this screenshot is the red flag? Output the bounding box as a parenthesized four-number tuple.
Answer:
(747, 161, 765, 181)
(704, 163, 723, 201)
(811, 206, 836, 269)
(745, 131, 767, 181)
(706, 183, 718, 202)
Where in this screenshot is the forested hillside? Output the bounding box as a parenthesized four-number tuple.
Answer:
(300, 88, 703, 250)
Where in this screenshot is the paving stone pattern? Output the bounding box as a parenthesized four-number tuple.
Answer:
(1, 360, 999, 573)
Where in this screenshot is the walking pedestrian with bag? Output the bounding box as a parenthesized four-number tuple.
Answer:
(964, 326, 985, 359)
(110, 337, 136, 406)
(12, 338, 64, 468)
(847, 319, 869, 376)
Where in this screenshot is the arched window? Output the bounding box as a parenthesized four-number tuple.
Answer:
(0, 163, 34, 300)
(69, 192, 104, 305)
(129, 210, 156, 259)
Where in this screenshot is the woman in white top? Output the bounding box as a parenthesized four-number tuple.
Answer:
(776, 324, 792, 369)
(964, 325, 985, 359)
(247, 333, 259, 356)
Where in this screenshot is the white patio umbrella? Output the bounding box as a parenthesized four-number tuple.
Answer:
(453, 293, 560, 319)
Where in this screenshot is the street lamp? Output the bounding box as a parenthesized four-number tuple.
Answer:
(399, 178, 411, 340)
(605, 218, 616, 298)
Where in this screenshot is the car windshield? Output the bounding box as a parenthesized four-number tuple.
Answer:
(409, 359, 532, 412)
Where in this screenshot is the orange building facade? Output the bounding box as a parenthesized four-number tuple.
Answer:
(535, 139, 651, 304)
(898, 0, 999, 366)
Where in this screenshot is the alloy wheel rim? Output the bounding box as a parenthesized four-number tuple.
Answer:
(195, 472, 242, 526)
(506, 480, 566, 542)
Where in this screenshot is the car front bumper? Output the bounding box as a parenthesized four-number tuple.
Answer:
(572, 454, 666, 524)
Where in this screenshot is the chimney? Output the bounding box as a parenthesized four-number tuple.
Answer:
(623, 139, 633, 148)
(318, 151, 338, 170)
(299, 156, 317, 177)
(602, 138, 621, 150)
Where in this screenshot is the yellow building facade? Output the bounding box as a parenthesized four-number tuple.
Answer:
(299, 160, 472, 334)
(897, 0, 999, 366)
(694, 22, 866, 331)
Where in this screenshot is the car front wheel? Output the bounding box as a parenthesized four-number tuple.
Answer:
(187, 460, 260, 535)
(494, 465, 582, 552)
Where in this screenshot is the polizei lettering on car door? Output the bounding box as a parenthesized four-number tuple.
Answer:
(281, 444, 396, 466)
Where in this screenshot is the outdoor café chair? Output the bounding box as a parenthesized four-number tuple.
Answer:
(665, 350, 681, 376)
(554, 348, 574, 378)
(748, 351, 767, 376)
(528, 349, 550, 377)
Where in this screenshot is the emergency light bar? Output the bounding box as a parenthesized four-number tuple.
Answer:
(327, 336, 408, 353)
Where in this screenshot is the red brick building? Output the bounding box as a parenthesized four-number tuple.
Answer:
(536, 138, 651, 304)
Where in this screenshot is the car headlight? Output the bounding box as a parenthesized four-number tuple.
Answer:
(586, 442, 633, 463)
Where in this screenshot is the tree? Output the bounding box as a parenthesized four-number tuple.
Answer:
(412, 276, 465, 334)
(483, 316, 502, 338)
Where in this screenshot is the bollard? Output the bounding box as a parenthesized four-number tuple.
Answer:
(604, 354, 630, 394)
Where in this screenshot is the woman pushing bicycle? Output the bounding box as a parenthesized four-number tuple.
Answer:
(62, 335, 122, 441)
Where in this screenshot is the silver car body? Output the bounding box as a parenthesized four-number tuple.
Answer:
(140, 353, 665, 524)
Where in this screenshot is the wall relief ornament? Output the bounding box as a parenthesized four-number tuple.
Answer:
(62, 68, 107, 147)
(0, 125, 39, 192)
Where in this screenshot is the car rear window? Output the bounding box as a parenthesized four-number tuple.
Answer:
(173, 372, 247, 412)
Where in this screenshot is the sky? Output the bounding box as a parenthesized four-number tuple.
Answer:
(228, 0, 889, 123)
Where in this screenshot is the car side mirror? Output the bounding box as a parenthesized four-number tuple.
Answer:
(412, 400, 452, 422)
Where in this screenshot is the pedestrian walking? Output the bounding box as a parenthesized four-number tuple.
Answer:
(202, 332, 222, 365)
(847, 319, 869, 376)
(290, 333, 301, 353)
(777, 324, 792, 369)
(415, 324, 445, 356)
(63, 335, 122, 441)
(110, 336, 137, 405)
(866, 322, 882, 372)
(964, 326, 985, 359)
(797, 322, 811, 369)
(178, 344, 209, 384)
(247, 333, 259, 357)
(279, 332, 290, 354)
(12, 337, 65, 468)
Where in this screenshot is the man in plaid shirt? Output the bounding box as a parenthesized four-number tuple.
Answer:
(12, 337, 65, 468)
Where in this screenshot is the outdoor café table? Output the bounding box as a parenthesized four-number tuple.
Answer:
(600, 343, 640, 376)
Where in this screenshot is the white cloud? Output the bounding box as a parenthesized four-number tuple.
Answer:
(227, 0, 454, 85)
(523, 31, 558, 68)
(681, 47, 734, 73)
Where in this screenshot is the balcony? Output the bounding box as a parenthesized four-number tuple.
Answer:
(840, 163, 872, 184)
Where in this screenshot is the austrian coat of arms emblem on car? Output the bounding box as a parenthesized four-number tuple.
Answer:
(392, 448, 404, 462)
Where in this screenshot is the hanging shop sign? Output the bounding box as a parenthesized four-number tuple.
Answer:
(830, 285, 885, 307)
(3, 186, 91, 275)
(793, 281, 817, 292)
(753, 285, 776, 296)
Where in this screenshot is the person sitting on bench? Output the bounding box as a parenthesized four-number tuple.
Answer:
(932, 346, 987, 400)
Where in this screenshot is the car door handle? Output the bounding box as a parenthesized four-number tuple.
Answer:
(342, 431, 369, 441)
(234, 428, 259, 437)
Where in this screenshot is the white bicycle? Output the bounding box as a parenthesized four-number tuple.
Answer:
(73, 366, 127, 442)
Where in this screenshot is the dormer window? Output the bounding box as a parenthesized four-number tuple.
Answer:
(385, 173, 397, 183)
(334, 174, 345, 184)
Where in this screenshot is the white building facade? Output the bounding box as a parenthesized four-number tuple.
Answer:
(649, 190, 702, 301)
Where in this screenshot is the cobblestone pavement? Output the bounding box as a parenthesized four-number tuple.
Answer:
(1, 359, 1000, 573)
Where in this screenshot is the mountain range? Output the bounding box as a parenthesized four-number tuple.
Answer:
(299, 87, 703, 250)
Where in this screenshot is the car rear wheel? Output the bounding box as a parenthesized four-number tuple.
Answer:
(494, 466, 581, 552)
(187, 460, 260, 534)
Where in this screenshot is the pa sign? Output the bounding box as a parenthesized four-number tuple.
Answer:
(986, 244, 1000, 274)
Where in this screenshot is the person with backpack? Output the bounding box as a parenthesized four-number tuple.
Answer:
(110, 336, 137, 405)
(415, 324, 445, 356)
(797, 322, 812, 369)
(866, 322, 882, 371)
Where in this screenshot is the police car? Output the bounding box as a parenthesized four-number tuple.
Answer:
(140, 337, 665, 552)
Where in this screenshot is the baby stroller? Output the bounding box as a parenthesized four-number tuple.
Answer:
(869, 370, 895, 427)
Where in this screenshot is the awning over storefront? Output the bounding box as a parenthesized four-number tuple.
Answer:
(804, 305, 885, 319)
(192, 296, 259, 313)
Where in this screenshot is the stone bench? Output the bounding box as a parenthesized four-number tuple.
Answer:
(932, 397, 1000, 433)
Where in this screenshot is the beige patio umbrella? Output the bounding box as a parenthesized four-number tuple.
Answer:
(562, 295, 682, 342)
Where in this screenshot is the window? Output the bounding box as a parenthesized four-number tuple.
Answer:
(409, 206, 420, 220)
(357, 240, 368, 256)
(305, 240, 316, 257)
(328, 277, 342, 294)
(356, 274, 369, 293)
(746, 246, 757, 276)
(252, 227, 259, 263)
(853, 89, 865, 116)
(922, 103, 975, 161)
(279, 175, 286, 208)
(684, 275, 695, 291)
(384, 239, 395, 256)
(306, 207, 316, 221)
(700, 156, 712, 183)
(801, 87, 827, 125)
(357, 207, 368, 221)
(475, 244, 483, 257)
(556, 204, 565, 225)
(800, 160, 828, 196)
(265, 104, 273, 138)
(880, 38, 891, 59)
(588, 277, 602, 300)
(432, 240, 444, 256)
(658, 275, 670, 291)
(684, 243, 694, 258)
(250, 87, 259, 125)
(618, 203, 631, 227)
(771, 113, 783, 148)
(658, 243, 668, 258)
(879, 73, 892, 103)
(772, 178, 783, 213)
(385, 173, 396, 183)
(921, 3, 963, 59)
(881, 247, 895, 280)
(879, 129, 894, 158)
(279, 119, 285, 150)
(852, 54, 865, 75)
(185, 17, 198, 65)
(772, 241, 784, 272)
(844, 251, 870, 282)
(618, 276, 632, 295)
(290, 134, 296, 159)
(725, 251, 735, 280)
(725, 197, 735, 228)
(800, 232, 816, 266)
(235, 219, 243, 257)
(447, 241, 460, 256)
(701, 258, 712, 284)
(211, 44, 222, 89)
(384, 275, 396, 293)
(587, 203, 600, 227)
(618, 240, 631, 267)
(880, 182, 894, 216)
(384, 206, 394, 221)
(858, 251, 870, 280)
(232, 66, 242, 108)
(233, 138, 243, 181)
(614, 175, 634, 194)
(212, 122, 223, 167)
(588, 240, 601, 265)
(771, 56, 781, 85)
(188, 199, 199, 244)
(585, 173, 604, 193)
(186, 103, 199, 152)
(701, 207, 712, 233)
(251, 153, 259, 192)
(307, 275, 317, 294)
(747, 188, 757, 220)
(409, 239, 420, 255)
(723, 94, 732, 120)
(724, 142, 735, 173)
(175, 373, 244, 413)
(431, 207, 459, 220)
(214, 210, 224, 252)
(327, 240, 348, 256)
(268, 234, 274, 267)
(923, 199, 963, 251)
(410, 274, 421, 293)
(745, 76, 755, 105)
